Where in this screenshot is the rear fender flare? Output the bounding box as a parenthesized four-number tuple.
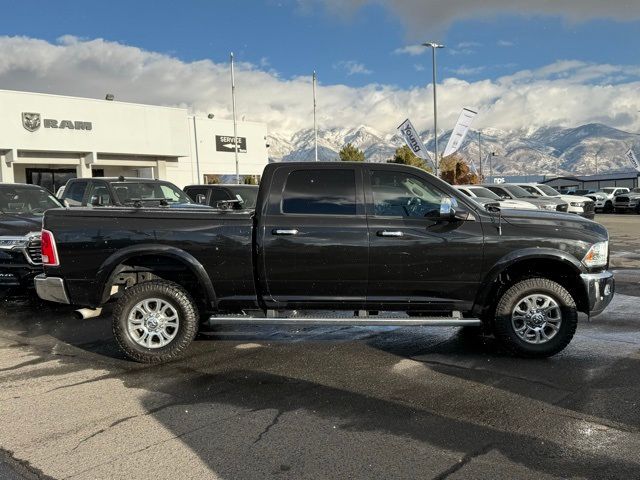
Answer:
(96, 244, 217, 308)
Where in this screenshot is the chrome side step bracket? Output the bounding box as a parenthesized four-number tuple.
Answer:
(207, 316, 481, 327)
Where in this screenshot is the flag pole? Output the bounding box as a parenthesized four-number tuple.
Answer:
(231, 52, 240, 184)
(313, 70, 318, 162)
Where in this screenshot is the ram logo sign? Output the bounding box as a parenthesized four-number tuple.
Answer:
(22, 112, 41, 132)
(21, 113, 92, 132)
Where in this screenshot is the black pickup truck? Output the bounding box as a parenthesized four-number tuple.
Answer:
(35, 162, 614, 363)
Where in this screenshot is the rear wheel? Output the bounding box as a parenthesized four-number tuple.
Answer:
(113, 280, 199, 363)
(493, 278, 577, 358)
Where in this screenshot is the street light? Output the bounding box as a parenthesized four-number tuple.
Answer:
(422, 42, 445, 177)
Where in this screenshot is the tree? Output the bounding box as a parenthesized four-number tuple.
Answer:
(440, 153, 480, 185)
(389, 145, 433, 173)
(339, 143, 365, 162)
(243, 175, 258, 185)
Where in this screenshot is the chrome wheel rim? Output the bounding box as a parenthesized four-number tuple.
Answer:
(511, 293, 562, 345)
(127, 298, 180, 349)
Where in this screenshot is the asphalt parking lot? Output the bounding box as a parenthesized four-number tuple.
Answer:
(0, 215, 639, 480)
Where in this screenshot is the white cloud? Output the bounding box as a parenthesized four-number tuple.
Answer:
(333, 60, 372, 75)
(393, 45, 424, 56)
(497, 40, 515, 47)
(306, 0, 640, 34)
(1, 36, 640, 138)
(413, 63, 425, 72)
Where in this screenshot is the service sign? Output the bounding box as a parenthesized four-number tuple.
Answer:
(215, 135, 247, 153)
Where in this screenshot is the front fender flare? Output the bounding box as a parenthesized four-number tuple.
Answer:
(95, 244, 217, 308)
(474, 248, 585, 313)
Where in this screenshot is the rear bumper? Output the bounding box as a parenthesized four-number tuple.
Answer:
(0, 264, 41, 288)
(580, 270, 614, 317)
(34, 274, 70, 304)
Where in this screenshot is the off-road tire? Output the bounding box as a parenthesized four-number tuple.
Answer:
(113, 280, 199, 363)
(493, 278, 578, 358)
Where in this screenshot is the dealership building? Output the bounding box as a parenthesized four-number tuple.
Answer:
(0, 89, 269, 192)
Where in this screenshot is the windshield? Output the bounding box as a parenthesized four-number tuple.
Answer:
(520, 185, 541, 196)
(227, 186, 259, 209)
(0, 186, 61, 215)
(537, 185, 560, 196)
(601, 188, 617, 194)
(503, 185, 536, 198)
(112, 182, 192, 205)
(469, 187, 500, 200)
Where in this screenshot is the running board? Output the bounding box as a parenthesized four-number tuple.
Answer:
(206, 316, 482, 327)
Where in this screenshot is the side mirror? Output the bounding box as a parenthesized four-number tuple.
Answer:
(484, 202, 501, 213)
(195, 194, 207, 205)
(90, 195, 102, 207)
(439, 197, 472, 221)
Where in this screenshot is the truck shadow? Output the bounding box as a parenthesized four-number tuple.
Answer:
(2, 295, 640, 478)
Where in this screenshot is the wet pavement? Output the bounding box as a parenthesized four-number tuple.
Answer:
(0, 215, 638, 479)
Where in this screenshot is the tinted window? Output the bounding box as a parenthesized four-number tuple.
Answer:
(486, 186, 511, 199)
(469, 187, 500, 199)
(282, 169, 356, 215)
(520, 185, 540, 195)
(64, 181, 88, 206)
(209, 189, 232, 204)
(87, 182, 112, 207)
(227, 186, 259, 209)
(184, 187, 209, 204)
(370, 170, 445, 217)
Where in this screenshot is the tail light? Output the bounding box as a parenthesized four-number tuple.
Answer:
(41, 229, 59, 266)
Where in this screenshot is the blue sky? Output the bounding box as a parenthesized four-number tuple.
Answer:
(1, 0, 639, 136)
(5, 0, 640, 88)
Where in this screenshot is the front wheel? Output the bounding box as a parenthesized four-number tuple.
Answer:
(604, 201, 614, 213)
(113, 280, 199, 363)
(493, 278, 578, 358)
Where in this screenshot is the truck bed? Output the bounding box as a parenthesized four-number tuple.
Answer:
(43, 207, 256, 309)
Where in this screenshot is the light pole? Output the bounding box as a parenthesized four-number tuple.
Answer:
(422, 42, 445, 177)
(477, 130, 483, 179)
(230, 52, 240, 184)
(313, 70, 318, 162)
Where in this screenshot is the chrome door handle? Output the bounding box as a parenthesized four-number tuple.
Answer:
(272, 229, 299, 236)
(377, 230, 404, 237)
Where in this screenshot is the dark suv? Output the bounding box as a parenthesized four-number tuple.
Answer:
(0, 184, 62, 291)
(60, 177, 195, 208)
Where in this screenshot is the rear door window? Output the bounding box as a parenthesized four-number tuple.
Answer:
(282, 169, 356, 215)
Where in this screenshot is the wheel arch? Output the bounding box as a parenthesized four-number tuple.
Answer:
(95, 244, 217, 309)
(474, 249, 589, 316)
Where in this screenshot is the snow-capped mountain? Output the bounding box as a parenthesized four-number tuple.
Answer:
(268, 123, 640, 176)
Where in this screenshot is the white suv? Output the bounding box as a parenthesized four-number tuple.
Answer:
(514, 183, 595, 219)
(591, 187, 630, 213)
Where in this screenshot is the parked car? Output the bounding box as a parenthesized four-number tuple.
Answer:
(184, 184, 258, 210)
(590, 187, 630, 213)
(613, 187, 640, 214)
(59, 177, 197, 208)
(572, 189, 597, 196)
(35, 162, 614, 363)
(0, 184, 62, 291)
(481, 184, 569, 212)
(454, 185, 538, 210)
(513, 183, 595, 218)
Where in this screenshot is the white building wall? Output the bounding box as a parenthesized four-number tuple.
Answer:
(0, 89, 270, 190)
